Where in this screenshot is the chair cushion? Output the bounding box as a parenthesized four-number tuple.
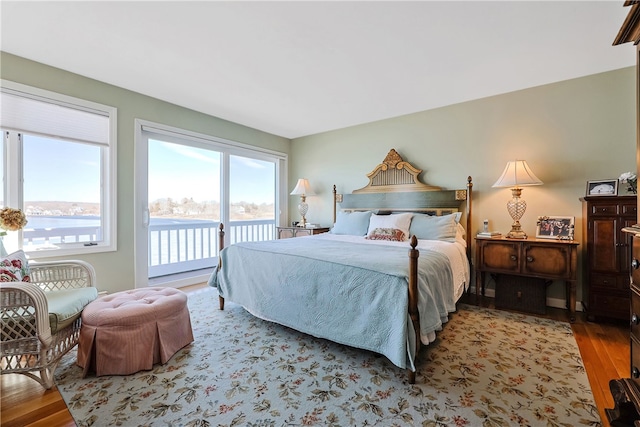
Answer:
(46, 287, 98, 333)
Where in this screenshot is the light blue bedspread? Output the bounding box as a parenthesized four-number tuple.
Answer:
(208, 237, 453, 370)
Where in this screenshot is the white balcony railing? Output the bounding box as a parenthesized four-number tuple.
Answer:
(148, 219, 276, 277)
(23, 219, 276, 278)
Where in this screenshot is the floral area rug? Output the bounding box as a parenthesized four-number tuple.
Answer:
(55, 287, 601, 426)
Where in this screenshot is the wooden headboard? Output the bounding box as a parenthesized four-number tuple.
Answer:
(352, 148, 441, 193)
(332, 149, 473, 259)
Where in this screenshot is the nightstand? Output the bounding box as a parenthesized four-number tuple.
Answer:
(475, 236, 579, 321)
(276, 226, 330, 239)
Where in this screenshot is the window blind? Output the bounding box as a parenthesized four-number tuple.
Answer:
(0, 89, 110, 145)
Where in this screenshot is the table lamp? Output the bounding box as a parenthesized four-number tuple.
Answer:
(492, 160, 543, 239)
(290, 178, 315, 227)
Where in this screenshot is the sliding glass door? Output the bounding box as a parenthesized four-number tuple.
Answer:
(135, 121, 286, 288)
(147, 138, 221, 278)
(227, 154, 276, 244)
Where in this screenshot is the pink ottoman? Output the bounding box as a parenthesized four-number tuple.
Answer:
(77, 287, 194, 377)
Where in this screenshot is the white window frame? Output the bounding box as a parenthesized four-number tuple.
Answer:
(1, 80, 117, 257)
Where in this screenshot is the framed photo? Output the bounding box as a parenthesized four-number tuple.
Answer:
(536, 216, 575, 240)
(586, 179, 618, 196)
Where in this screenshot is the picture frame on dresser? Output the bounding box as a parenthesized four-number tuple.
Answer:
(586, 179, 618, 196)
(535, 216, 575, 240)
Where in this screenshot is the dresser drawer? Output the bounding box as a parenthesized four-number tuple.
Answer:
(632, 236, 640, 286)
(632, 287, 640, 342)
(623, 204, 638, 216)
(591, 204, 619, 216)
(590, 292, 629, 318)
(590, 273, 629, 291)
(632, 336, 640, 388)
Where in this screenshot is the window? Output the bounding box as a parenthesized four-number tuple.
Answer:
(0, 80, 117, 257)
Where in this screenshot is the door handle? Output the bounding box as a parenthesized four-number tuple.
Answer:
(143, 207, 150, 227)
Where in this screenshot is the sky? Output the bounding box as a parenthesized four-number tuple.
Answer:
(24, 135, 101, 203)
(20, 134, 275, 205)
(148, 140, 275, 205)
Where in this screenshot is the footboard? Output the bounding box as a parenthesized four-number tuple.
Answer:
(407, 235, 419, 384)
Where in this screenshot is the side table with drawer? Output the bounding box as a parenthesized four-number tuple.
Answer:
(276, 226, 330, 239)
(475, 236, 579, 321)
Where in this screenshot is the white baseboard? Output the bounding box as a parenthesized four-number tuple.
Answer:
(469, 286, 585, 312)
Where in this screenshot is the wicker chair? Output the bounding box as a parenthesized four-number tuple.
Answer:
(1, 259, 98, 388)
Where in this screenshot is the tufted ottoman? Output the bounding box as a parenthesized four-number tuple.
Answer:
(77, 287, 194, 377)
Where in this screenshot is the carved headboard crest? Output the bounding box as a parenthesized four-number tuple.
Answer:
(352, 149, 441, 193)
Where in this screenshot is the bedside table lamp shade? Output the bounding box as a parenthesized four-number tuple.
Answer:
(492, 160, 543, 239)
(290, 178, 315, 227)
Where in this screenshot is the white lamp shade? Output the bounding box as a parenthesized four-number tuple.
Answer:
(492, 160, 543, 188)
(290, 178, 316, 196)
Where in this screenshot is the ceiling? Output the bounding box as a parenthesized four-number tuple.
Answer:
(0, 1, 635, 139)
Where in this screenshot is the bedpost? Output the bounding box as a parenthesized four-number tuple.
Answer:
(218, 223, 225, 310)
(466, 176, 473, 263)
(408, 235, 419, 384)
(218, 223, 225, 251)
(333, 184, 337, 224)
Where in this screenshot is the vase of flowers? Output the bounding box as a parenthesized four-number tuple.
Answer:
(619, 172, 638, 195)
(0, 207, 28, 256)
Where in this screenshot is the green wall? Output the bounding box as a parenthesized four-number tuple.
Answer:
(290, 66, 636, 305)
(2, 51, 635, 308)
(0, 52, 291, 293)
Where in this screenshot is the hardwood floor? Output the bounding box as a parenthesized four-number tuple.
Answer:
(0, 288, 629, 427)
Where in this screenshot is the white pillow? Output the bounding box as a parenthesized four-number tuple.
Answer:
(455, 222, 467, 247)
(409, 213, 458, 242)
(367, 213, 414, 241)
(331, 211, 373, 236)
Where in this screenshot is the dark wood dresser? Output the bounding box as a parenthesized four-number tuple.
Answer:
(580, 196, 637, 321)
(607, 227, 640, 425)
(607, 2, 640, 424)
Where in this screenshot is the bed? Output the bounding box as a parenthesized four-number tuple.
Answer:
(209, 149, 472, 383)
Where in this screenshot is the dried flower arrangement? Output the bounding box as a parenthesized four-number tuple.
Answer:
(0, 207, 28, 236)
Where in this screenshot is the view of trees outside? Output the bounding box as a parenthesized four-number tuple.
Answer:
(148, 198, 274, 220)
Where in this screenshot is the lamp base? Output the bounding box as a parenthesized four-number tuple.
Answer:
(505, 221, 527, 239)
(298, 197, 308, 228)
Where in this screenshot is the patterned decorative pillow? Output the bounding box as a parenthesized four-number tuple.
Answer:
(366, 213, 413, 241)
(0, 250, 30, 282)
(365, 228, 406, 242)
